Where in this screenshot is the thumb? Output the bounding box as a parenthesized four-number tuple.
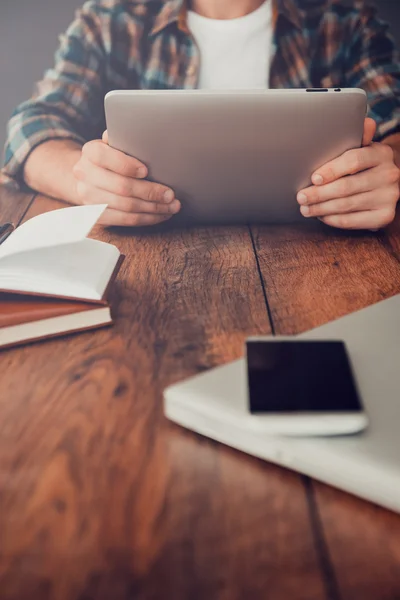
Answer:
(362, 118, 376, 146)
(102, 130, 109, 144)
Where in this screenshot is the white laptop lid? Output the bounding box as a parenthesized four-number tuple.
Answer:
(164, 294, 400, 513)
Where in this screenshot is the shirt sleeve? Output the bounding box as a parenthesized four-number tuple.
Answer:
(1, 1, 108, 181)
(344, 6, 400, 141)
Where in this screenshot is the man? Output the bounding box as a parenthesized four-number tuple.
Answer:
(2, 0, 400, 229)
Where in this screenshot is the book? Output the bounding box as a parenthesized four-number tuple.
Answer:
(0, 204, 123, 348)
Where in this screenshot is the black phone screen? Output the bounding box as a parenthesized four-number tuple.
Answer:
(247, 340, 363, 414)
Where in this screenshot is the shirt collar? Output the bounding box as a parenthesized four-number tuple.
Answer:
(149, 0, 302, 37)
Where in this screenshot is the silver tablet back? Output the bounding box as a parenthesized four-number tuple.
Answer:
(105, 89, 367, 224)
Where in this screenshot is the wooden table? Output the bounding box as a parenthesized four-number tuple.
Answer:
(1, 183, 400, 600)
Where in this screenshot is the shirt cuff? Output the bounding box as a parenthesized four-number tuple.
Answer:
(2, 117, 86, 182)
(375, 117, 400, 142)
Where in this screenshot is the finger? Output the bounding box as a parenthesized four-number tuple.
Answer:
(82, 139, 148, 179)
(74, 157, 175, 203)
(318, 208, 395, 230)
(300, 191, 376, 218)
(310, 144, 382, 186)
(102, 130, 109, 144)
(98, 208, 173, 227)
(75, 181, 181, 215)
(363, 118, 377, 147)
(298, 168, 385, 206)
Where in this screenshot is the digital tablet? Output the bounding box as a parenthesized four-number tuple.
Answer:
(105, 88, 367, 224)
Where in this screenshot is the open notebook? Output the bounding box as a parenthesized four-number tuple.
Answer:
(0, 204, 124, 348)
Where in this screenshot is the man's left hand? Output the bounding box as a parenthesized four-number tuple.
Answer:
(297, 118, 400, 230)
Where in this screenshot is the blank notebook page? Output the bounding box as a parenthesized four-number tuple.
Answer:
(0, 240, 120, 300)
(0, 204, 107, 259)
(0, 205, 121, 301)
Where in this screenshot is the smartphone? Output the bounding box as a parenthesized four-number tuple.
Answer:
(246, 338, 368, 436)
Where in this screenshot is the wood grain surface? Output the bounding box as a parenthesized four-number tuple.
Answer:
(0, 191, 330, 600)
(1, 189, 400, 600)
(0, 182, 34, 224)
(251, 219, 400, 335)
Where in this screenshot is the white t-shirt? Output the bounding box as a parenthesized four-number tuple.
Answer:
(187, 0, 273, 90)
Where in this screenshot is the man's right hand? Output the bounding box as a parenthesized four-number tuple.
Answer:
(72, 131, 181, 226)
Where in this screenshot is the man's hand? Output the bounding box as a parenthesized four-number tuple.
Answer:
(297, 118, 400, 230)
(73, 131, 181, 226)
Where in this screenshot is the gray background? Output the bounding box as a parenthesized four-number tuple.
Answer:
(0, 0, 399, 151)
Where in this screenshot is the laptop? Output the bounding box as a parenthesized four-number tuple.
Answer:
(164, 294, 400, 514)
(105, 88, 367, 224)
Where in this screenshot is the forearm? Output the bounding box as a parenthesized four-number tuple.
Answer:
(24, 140, 83, 204)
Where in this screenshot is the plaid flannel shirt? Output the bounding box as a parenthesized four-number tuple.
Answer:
(2, 0, 400, 182)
